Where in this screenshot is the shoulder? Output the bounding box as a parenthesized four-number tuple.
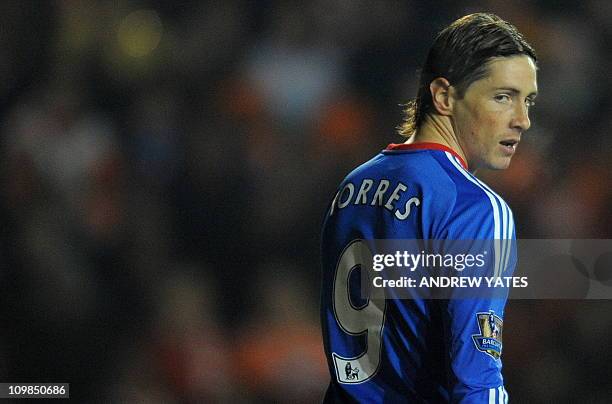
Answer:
(353, 149, 459, 208)
(435, 152, 514, 240)
(328, 149, 458, 227)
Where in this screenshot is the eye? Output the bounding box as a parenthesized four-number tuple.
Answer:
(525, 98, 536, 108)
(494, 94, 511, 103)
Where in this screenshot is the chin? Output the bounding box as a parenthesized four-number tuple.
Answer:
(483, 158, 512, 170)
(491, 161, 512, 170)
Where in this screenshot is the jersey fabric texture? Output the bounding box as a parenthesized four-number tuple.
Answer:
(320, 143, 516, 403)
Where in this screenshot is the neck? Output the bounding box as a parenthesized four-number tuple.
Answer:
(406, 114, 470, 170)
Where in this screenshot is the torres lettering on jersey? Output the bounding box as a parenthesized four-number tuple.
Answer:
(329, 179, 421, 220)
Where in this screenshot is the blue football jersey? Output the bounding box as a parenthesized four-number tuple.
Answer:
(320, 143, 516, 403)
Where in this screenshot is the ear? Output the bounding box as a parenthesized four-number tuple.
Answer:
(429, 77, 454, 116)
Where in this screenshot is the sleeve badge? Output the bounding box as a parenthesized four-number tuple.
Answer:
(472, 310, 503, 359)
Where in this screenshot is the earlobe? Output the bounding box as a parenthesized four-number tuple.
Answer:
(430, 77, 453, 116)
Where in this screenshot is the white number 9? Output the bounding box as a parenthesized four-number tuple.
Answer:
(332, 240, 387, 384)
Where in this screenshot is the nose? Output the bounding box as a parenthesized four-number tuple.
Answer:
(512, 101, 531, 132)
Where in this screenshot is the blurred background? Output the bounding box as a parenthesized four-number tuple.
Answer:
(0, 0, 610, 402)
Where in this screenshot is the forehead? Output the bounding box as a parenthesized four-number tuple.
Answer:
(471, 55, 538, 94)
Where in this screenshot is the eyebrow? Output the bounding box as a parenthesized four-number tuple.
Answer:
(495, 87, 538, 98)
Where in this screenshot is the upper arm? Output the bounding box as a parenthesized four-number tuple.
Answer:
(439, 191, 516, 402)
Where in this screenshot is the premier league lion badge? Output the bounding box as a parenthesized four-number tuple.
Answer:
(472, 310, 503, 359)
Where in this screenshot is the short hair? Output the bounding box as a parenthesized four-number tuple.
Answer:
(398, 13, 537, 137)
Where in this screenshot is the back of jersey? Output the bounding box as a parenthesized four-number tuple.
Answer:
(320, 143, 514, 403)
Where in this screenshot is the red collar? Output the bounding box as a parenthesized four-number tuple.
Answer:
(385, 142, 468, 170)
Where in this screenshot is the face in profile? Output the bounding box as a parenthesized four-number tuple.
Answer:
(451, 55, 538, 171)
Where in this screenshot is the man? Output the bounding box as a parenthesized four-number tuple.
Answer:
(320, 13, 537, 403)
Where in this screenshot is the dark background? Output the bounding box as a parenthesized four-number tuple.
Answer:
(0, 1, 610, 402)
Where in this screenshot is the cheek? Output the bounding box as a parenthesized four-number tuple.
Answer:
(466, 112, 490, 142)
(456, 104, 502, 148)
(458, 107, 482, 137)
(474, 112, 504, 141)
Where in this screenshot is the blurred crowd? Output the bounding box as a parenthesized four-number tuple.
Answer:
(0, 1, 610, 402)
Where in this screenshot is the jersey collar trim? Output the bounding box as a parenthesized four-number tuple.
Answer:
(385, 142, 468, 170)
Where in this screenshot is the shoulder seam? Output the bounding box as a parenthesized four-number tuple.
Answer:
(443, 152, 514, 278)
(423, 152, 458, 237)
